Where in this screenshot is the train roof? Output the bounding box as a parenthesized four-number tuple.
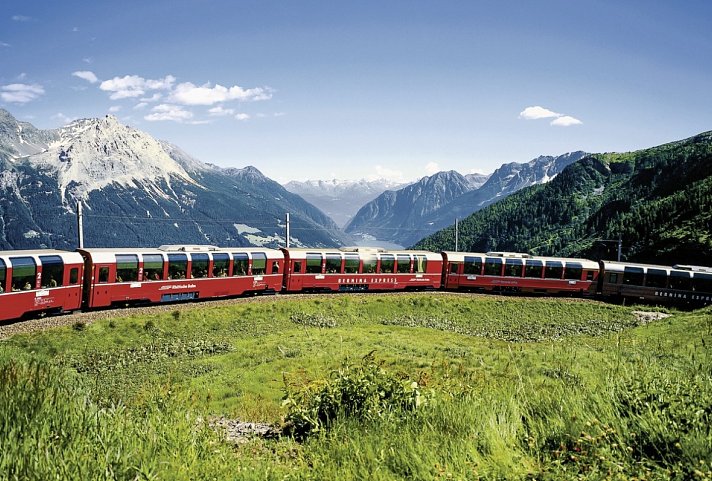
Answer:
(600, 260, 712, 275)
(0, 249, 84, 263)
(441, 251, 599, 268)
(281, 247, 442, 259)
(78, 246, 283, 264)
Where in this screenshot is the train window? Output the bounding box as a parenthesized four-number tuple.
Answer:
(252, 253, 267, 275)
(98, 266, 109, 283)
(586, 270, 596, 281)
(463, 256, 482, 275)
(325, 254, 342, 274)
(622, 267, 644, 286)
(379, 255, 395, 274)
(168, 254, 188, 279)
(293, 261, 302, 274)
(40, 255, 64, 288)
(363, 256, 377, 274)
(0, 259, 6, 293)
(233, 253, 249, 276)
(645, 269, 668, 288)
(669, 270, 691, 290)
(344, 255, 360, 274)
(143, 254, 164, 281)
(524, 260, 543, 278)
(115, 254, 139, 283)
(397, 255, 411, 274)
(544, 261, 563, 279)
(212, 253, 229, 277)
(608, 273, 618, 284)
(306, 253, 323, 274)
(484, 257, 503, 276)
(415, 255, 427, 273)
(191, 253, 209, 278)
(504, 258, 523, 277)
(11, 257, 36, 291)
(693, 273, 712, 293)
(70, 268, 79, 284)
(450, 263, 460, 274)
(564, 263, 583, 281)
(272, 261, 280, 274)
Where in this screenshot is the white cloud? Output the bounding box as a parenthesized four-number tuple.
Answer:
(140, 93, 162, 102)
(144, 104, 193, 122)
(425, 161, 440, 175)
(133, 102, 148, 110)
(52, 112, 76, 125)
(108, 105, 121, 113)
(82, 57, 93, 64)
(99, 74, 175, 100)
(235, 113, 251, 121)
(16, 72, 27, 80)
(519, 105, 583, 127)
(11, 15, 32, 22)
(469, 168, 489, 175)
(519, 106, 560, 120)
(550, 115, 582, 127)
(170, 82, 272, 106)
(0, 42, 10, 47)
(208, 105, 235, 116)
(0, 83, 45, 103)
(370, 165, 406, 182)
(72, 70, 98, 83)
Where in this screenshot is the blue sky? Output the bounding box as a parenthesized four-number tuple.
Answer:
(2, 1, 711, 183)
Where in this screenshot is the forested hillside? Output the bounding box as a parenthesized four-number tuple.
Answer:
(414, 131, 712, 265)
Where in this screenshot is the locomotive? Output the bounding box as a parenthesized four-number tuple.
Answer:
(1, 244, 711, 323)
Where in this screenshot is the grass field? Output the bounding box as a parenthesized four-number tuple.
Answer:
(1, 293, 710, 480)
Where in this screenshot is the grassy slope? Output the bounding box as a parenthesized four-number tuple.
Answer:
(1, 294, 711, 480)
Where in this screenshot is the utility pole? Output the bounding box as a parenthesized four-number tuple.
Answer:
(285, 213, 290, 248)
(77, 202, 84, 249)
(617, 234, 622, 262)
(455, 218, 459, 252)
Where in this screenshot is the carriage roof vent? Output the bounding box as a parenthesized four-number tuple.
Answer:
(158, 245, 220, 252)
(340, 246, 386, 253)
(485, 251, 531, 258)
(673, 264, 712, 273)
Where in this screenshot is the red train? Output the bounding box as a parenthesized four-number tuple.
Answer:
(1, 245, 711, 323)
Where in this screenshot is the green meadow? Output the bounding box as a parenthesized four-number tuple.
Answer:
(1, 293, 710, 480)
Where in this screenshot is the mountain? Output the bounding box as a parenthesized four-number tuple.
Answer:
(345, 152, 585, 248)
(414, 132, 712, 265)
(0, 109, 347, 250)
(283, 178, 408, 228)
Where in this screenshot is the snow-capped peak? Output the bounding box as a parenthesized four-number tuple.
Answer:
(29, 115, 197, 201)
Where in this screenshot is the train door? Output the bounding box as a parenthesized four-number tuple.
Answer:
(290, 260, 304, 291)
(446, 262, 460, 288)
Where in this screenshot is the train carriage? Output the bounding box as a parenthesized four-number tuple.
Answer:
(281, 247, 443, 293)
(79, 245, 284, 309)
(599, 260, 712, 306)
(442, 251, 599, 296)
(0, 249, 84, 322)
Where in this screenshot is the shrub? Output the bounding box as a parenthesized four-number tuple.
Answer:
(282, 354, 426, 440)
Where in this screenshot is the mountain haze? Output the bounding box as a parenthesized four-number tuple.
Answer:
(0, 109, 347, 250)
(283, 178, 407, 227)
(345, 152, 585, 247)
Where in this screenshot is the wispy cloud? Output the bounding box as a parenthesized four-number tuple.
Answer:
(52, 112, 76, 125)
(72, 70, 98, 84)
(519, 105, 582, 127)
(0, 83, 45, 103)
(144, 104, 193, 122)
(100, 74, 176, 100)
(550, 115, 582, 127)
(208, 105, 235, 116)
(0, 41, 10, 47)
(170, 82, 272, 106)
(11, 15, 33, 22)
(108, 105, 121, 113)
(235, 113, 251, 121)
(425, 161, 440, 175)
